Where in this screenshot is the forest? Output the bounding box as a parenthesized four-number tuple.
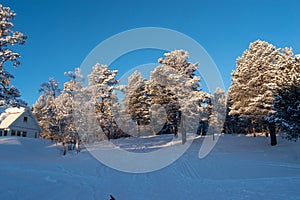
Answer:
(32, 41, 300, 150)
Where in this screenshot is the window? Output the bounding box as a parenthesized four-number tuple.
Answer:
(22, 131, 27, 137)
(17, 131, 21, 136)
(11, 130, 16, 136)
(0, 130, 2, 136)
(4, 130, 7, 136)
(23, 116, 28, 122)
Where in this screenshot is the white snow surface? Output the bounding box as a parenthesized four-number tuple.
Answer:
(0, 134, 300, 200)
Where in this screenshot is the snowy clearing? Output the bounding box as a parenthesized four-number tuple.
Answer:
(0, 135, 300, 200)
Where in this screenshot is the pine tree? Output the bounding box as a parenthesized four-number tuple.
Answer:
(148, 65, 181, 135)
(228, 40, 295, 145)
(0, 4, 27, 107)
(208, 88, 226, 140)
(270, 55, 300, 140)
(32, 78, 61, 140)
(87, 63, 122, 139)
(148, 50, 207, 143)
(38, 78, 61, 98)
(36, 68, 83, 154)
(57, 68, 83, 144)
(124, 71, 151, 137)
(75, 86, 104, 144)
(32, 96, 49, 138)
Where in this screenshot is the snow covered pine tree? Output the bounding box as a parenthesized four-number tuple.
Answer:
(229, 40, 297, 145)
(87, 63, 123, 139)
(0, 4, 27, 107)
(270, 55, 300, 141)
(32, 78, 61, 139)
(123, 71, 151, 137)
(148, 50, 207, 143)
(56, 68, 83, 154)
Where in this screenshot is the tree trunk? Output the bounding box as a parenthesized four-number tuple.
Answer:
(180, 115, 186, 144)
(251, 119, 256, 137)
(62, 141, 67, 155)
(269, 122, 277, 146)
(174, 122, 178, 138)
(137, 120, 140, 137)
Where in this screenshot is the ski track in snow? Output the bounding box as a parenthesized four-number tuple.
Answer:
(0, 135, 300, 200)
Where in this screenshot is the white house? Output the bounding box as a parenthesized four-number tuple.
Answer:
(0, 107, 42, 138)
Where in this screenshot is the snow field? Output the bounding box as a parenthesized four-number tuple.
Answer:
(0, 134, 299, 200)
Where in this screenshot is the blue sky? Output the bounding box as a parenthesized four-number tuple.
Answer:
(2, 0, 300, 106)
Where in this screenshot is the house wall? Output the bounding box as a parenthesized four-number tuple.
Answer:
(8, 110, 41, 138)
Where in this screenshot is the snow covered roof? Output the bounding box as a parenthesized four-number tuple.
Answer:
(0, 107, 26, 129)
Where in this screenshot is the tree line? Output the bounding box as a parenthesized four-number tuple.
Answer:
(32, 40, 300, 150)
(1, 4, 299, 153)
(32, 50, 214, 148)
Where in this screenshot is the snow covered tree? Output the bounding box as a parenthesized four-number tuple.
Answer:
(32, 78, 61, 139)
(270, 55, 300, 141)
(148, 67, 178, 135)
(148, 50, 207, 143)
(229, 40, 296, 145)
(208, 88, 226, 140)
(74, 85, 105, 144)
(123, 71, 151, 136)
(197, 94, 211, 136)
(223, 96, 242, 134)
(0, 4, 27, 107)
(32, 96, 48, 138)
(38, 78, 61, 98)
(59, 68, 83, 140)
(273, 82, 300, 140)
(48, 68, 84, 154)
(158, 50, 199, 86)
(87, 63, 123, 139)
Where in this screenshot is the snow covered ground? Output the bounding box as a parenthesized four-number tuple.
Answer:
(0, 134, 300, 200)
